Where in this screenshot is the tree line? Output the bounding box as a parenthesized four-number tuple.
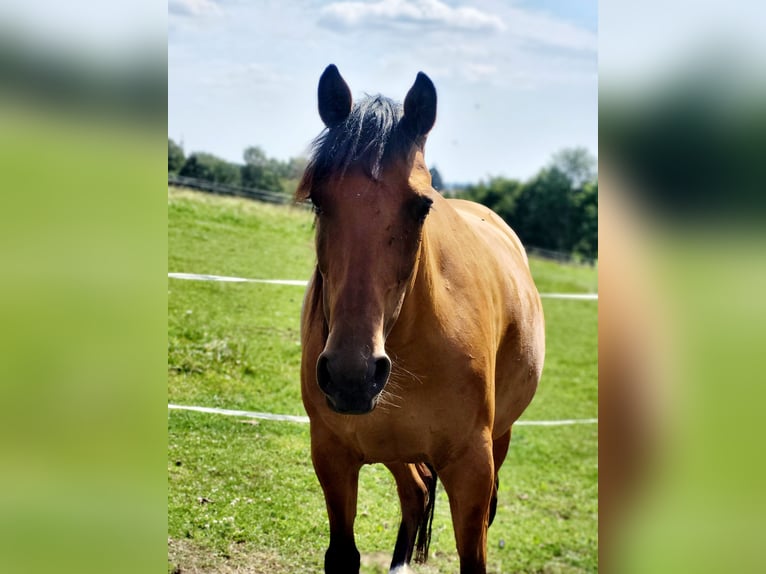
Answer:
(169, 139, 597, 261)
(168, 139, 306, 197)
(455, 148, 597, 261)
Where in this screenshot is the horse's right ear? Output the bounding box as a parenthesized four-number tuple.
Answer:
(318, 64, 352, 129)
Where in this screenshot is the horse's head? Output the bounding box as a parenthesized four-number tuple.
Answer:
(298, 65, 437, 414)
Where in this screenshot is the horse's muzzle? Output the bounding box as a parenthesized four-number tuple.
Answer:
(316, 352, 391, 415)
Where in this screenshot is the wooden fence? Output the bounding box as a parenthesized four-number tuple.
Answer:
(168, 174, 296, 205)
(168, 174, 594, 265)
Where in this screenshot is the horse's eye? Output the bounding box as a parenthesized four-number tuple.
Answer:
(412, 196, 433, 224)
(311, 198, 323, 215)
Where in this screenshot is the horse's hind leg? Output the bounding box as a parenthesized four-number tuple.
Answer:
(386, 462, 436, 571)
(489, 429, 512, 527)
(311, 431, 363, 574)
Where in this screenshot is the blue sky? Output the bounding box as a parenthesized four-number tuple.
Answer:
(168, 0, 597, 183)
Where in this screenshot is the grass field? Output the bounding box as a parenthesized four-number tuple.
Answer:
(167, 187, 598, 573)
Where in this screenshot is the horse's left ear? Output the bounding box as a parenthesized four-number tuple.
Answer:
(402, 72, 437, 139)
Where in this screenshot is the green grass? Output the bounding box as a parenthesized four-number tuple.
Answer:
(168, 187, 597, 573)
(528, 257, 598, 295)
(168, 188, 316, 281)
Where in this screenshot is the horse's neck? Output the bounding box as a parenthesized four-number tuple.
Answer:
(422, 198, 476, 275)
(399, 200, 469, 326)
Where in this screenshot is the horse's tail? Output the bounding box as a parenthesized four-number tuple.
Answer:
(414, 462, 437, 564)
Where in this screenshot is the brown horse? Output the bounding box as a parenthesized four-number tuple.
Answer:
(297, 65, 545, 574)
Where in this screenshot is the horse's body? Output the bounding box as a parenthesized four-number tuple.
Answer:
(298, 66, 545, 574)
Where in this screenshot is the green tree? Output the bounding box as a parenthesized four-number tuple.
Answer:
(179, 152, 240, 186)
(512, 166, 575, 252)
(457, 148, 597, 260)
(210, 158, 241, 186)
(550, 147, 596, 189)
(512, 148, 597, 256)
(459, 177, 523, 222)
(240, 146, 282, 192)
(278, 156, 309, 197)
(572, 181, 598, 260)
(284, 156, 308, 180)
(178, 154, 209, 180)
(243, 146, 269, 168)
(429, 166, 444, 191)
(168, 138, 185, 174)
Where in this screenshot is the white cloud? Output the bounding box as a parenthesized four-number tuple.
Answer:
(169, 0, 221, 18)
(199, 61, 291, 94)
(463, 62, 497, 82)
(506, 8, 597, 53)
(319, 0, 505, 33)
(317, 1, 596, 56)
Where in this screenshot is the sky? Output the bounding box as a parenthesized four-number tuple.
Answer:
(168, 0, 597, 184)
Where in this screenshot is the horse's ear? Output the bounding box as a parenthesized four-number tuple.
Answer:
(402, 72, 437, 139)
(318, 64, 352, 129)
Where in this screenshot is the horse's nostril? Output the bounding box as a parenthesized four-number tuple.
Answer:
(316, 354, 332, 392)
(373, 356, 391, 388)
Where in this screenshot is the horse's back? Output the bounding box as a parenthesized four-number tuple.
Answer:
(446, 198, 545, 433)
(447, 198, 529, 268)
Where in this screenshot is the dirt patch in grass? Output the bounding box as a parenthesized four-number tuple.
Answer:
(359, 550, 456, 574)
(167, 539, 458, 574)
(168, 538, 292, 574)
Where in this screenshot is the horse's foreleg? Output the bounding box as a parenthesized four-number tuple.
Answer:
(386, 462, 435, 570)
(312, 438, 362, 574)
(439, 435, 495, 574)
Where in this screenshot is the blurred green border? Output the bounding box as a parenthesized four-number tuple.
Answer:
(0, 99, 167, 574)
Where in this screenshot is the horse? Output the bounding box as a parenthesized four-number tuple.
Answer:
(296, 65, 545, 574)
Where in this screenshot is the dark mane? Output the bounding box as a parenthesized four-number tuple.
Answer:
(296, 94, 416, 202)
